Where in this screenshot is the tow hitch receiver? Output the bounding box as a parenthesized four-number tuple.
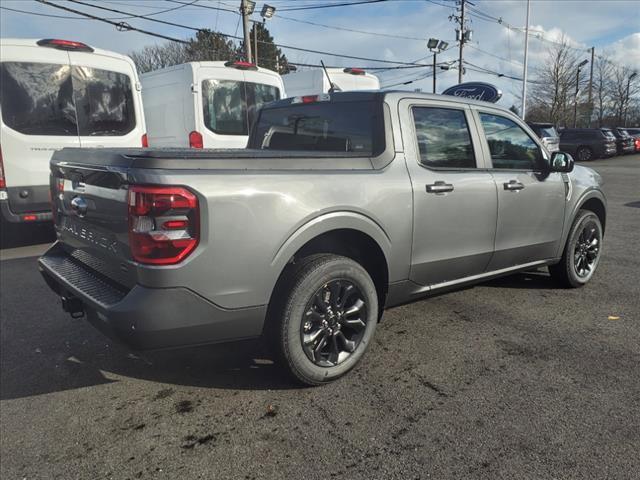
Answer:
(61, 296, 85, 319)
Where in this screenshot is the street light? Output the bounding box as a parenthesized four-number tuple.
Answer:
(428, 38, 448, 94)
(251, 4, 277, 67)
(624, 71, 638, 127)
(573, 59, 589, 128)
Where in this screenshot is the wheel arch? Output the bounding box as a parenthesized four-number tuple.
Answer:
(268, 213, 392, 317)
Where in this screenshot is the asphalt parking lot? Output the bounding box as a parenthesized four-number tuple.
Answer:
(1, 155, 639, 480)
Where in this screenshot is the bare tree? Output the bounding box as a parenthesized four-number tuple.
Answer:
(592, 54, 613, 127)
(609, 65, 640, 126)
(129, 42, 189, 74)
(529, 37, 582, 126)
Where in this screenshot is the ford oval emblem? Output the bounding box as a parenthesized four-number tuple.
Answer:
(70, 196, 88, 217)
(442, 82, 502, 103)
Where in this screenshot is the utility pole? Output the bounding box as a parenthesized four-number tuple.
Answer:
(433, 53, 437, 93)
(458, 0, 465, 83)
(521, 0, 530, 120)
(240, 0, 253, 63)
(587, 46, 595, 127)
(254, 23, 259, 66)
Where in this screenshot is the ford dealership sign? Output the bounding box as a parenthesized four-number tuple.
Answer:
(442, 82, 502, 103)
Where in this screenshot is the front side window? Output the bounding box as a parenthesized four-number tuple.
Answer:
(479, 113, 542, 170)
(73, 66, 135, 136)
(201, 79, 281, 136)
(0, 62, 76, 135)
(412, 107, 476, 168)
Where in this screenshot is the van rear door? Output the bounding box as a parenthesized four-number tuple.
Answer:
(68, 51, 144, 149)
(0, 45, 80, 214)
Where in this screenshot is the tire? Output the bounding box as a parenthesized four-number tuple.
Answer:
(576, 146, 593, 161)
(549, 210, 603, 288)
(272, 254, 378, 386)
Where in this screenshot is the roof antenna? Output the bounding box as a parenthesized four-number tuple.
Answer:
(321, 60, 341, 93)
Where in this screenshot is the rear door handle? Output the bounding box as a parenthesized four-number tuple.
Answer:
(503, 180, 525, 191)
(426, 181, 454, 194)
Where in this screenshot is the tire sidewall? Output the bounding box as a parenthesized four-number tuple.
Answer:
(577, 147, 592, 161)
(281, 257, 378, 385)
(564, 211, 602, 286)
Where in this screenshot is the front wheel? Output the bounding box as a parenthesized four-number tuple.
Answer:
(576, 146, 593, 161)
(273, 254, 378, 385)
(549, 210, 603, 288)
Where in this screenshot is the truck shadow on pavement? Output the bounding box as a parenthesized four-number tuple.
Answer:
(0, 259, 559, 400)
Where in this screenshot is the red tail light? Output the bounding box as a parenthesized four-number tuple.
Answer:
(189, 131, 203, 149)
(343, 67, 366, 75)
(0, 146, 5, 189)
(37, 39, 94, 52)
(22, 215, 37, 222)
(141, 133, 149, 148)
(128, 186, 199, 265)
(224, 60, 258, 71)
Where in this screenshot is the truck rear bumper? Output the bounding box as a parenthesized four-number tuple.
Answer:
(38, 243, 266, 351)
(1, 197, 52, 223)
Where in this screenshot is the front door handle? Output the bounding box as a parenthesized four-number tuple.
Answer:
(426, 181, 454, 194)
(503, 180, 525, 191)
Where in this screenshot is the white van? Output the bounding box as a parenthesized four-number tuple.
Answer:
(0, 38, 147, 226)
(282, 68, 380, 97)
(140, 61, 284, 149)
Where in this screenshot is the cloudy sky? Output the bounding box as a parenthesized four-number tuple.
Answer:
(1, 0, 639, 107)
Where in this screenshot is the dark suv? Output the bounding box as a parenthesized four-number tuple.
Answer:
(611, 128, 636, 154)
(559, 128, 616, 161)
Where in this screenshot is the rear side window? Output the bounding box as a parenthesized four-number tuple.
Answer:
(479, 113, 542, 170)
(202, 80, 281, 136)
(0, 62, 76, 135)
(250, 100, 383, 155)
(73, 66, 135, 136)
(412, 107, 476, 168)
(0, 62, 136, 137)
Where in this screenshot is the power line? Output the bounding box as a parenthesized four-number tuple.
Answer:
(34, 0, 436, 68)
(277, 0, 390, 12)
(35, 0, 190, 43)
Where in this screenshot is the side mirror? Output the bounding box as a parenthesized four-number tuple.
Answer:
(550, 151, 574, 173)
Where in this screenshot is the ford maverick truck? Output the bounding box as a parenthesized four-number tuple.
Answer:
(39, 91, 606, 385)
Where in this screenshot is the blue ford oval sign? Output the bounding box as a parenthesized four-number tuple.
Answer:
(442, 82, 502, 103)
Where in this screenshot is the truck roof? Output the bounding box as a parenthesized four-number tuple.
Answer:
(266, 90, 516, 113)
(139, 61, 281, 78)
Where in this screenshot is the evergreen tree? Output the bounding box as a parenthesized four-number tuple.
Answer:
(244, 23, 292, 74)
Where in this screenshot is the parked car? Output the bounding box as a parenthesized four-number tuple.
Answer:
(140, 61, 284, 149)
(0, 38, 147, 231)
(282, 67, 380, 97)
(559, 128, 616, 161)
(616, 127, 640, 153)
(527, 122, 560, 152)
(608, 127, 635, 155)
(39, 91, 606, 385)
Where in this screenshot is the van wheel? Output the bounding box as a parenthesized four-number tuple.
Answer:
(273, 254, 378, 386)
(549, 210, 603, 288)
(576, 146, 593, 161)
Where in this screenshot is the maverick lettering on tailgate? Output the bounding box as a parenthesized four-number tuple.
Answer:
(61, 218, 119, 254)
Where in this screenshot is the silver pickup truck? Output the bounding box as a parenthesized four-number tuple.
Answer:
(39, 91, 606, 385)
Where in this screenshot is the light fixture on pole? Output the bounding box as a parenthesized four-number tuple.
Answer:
(428, 38, 448, 94)
(623, 71, 637, 127)
(251, 4, 276, 68)
(573, 59, 589, 128)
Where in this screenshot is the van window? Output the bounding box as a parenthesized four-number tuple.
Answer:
(73, 66, 135, 136)
(201, 80, 280, 136)
(0, 62, 76, 135)
(1, 62, 136, 137)
(412, 107, 476, 168)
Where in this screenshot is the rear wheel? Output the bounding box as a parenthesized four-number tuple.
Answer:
(576, 146, 593, 161)
(549, 210, 602, 288)
(273, 254, 378, 385)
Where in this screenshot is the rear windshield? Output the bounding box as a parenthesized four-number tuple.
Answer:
(0, 62, 136, 137)
(201, 80, 281, 136)
(248, 100, 384, 156)
(601, 129, 616, 140)
(537, 126, 558, 138)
